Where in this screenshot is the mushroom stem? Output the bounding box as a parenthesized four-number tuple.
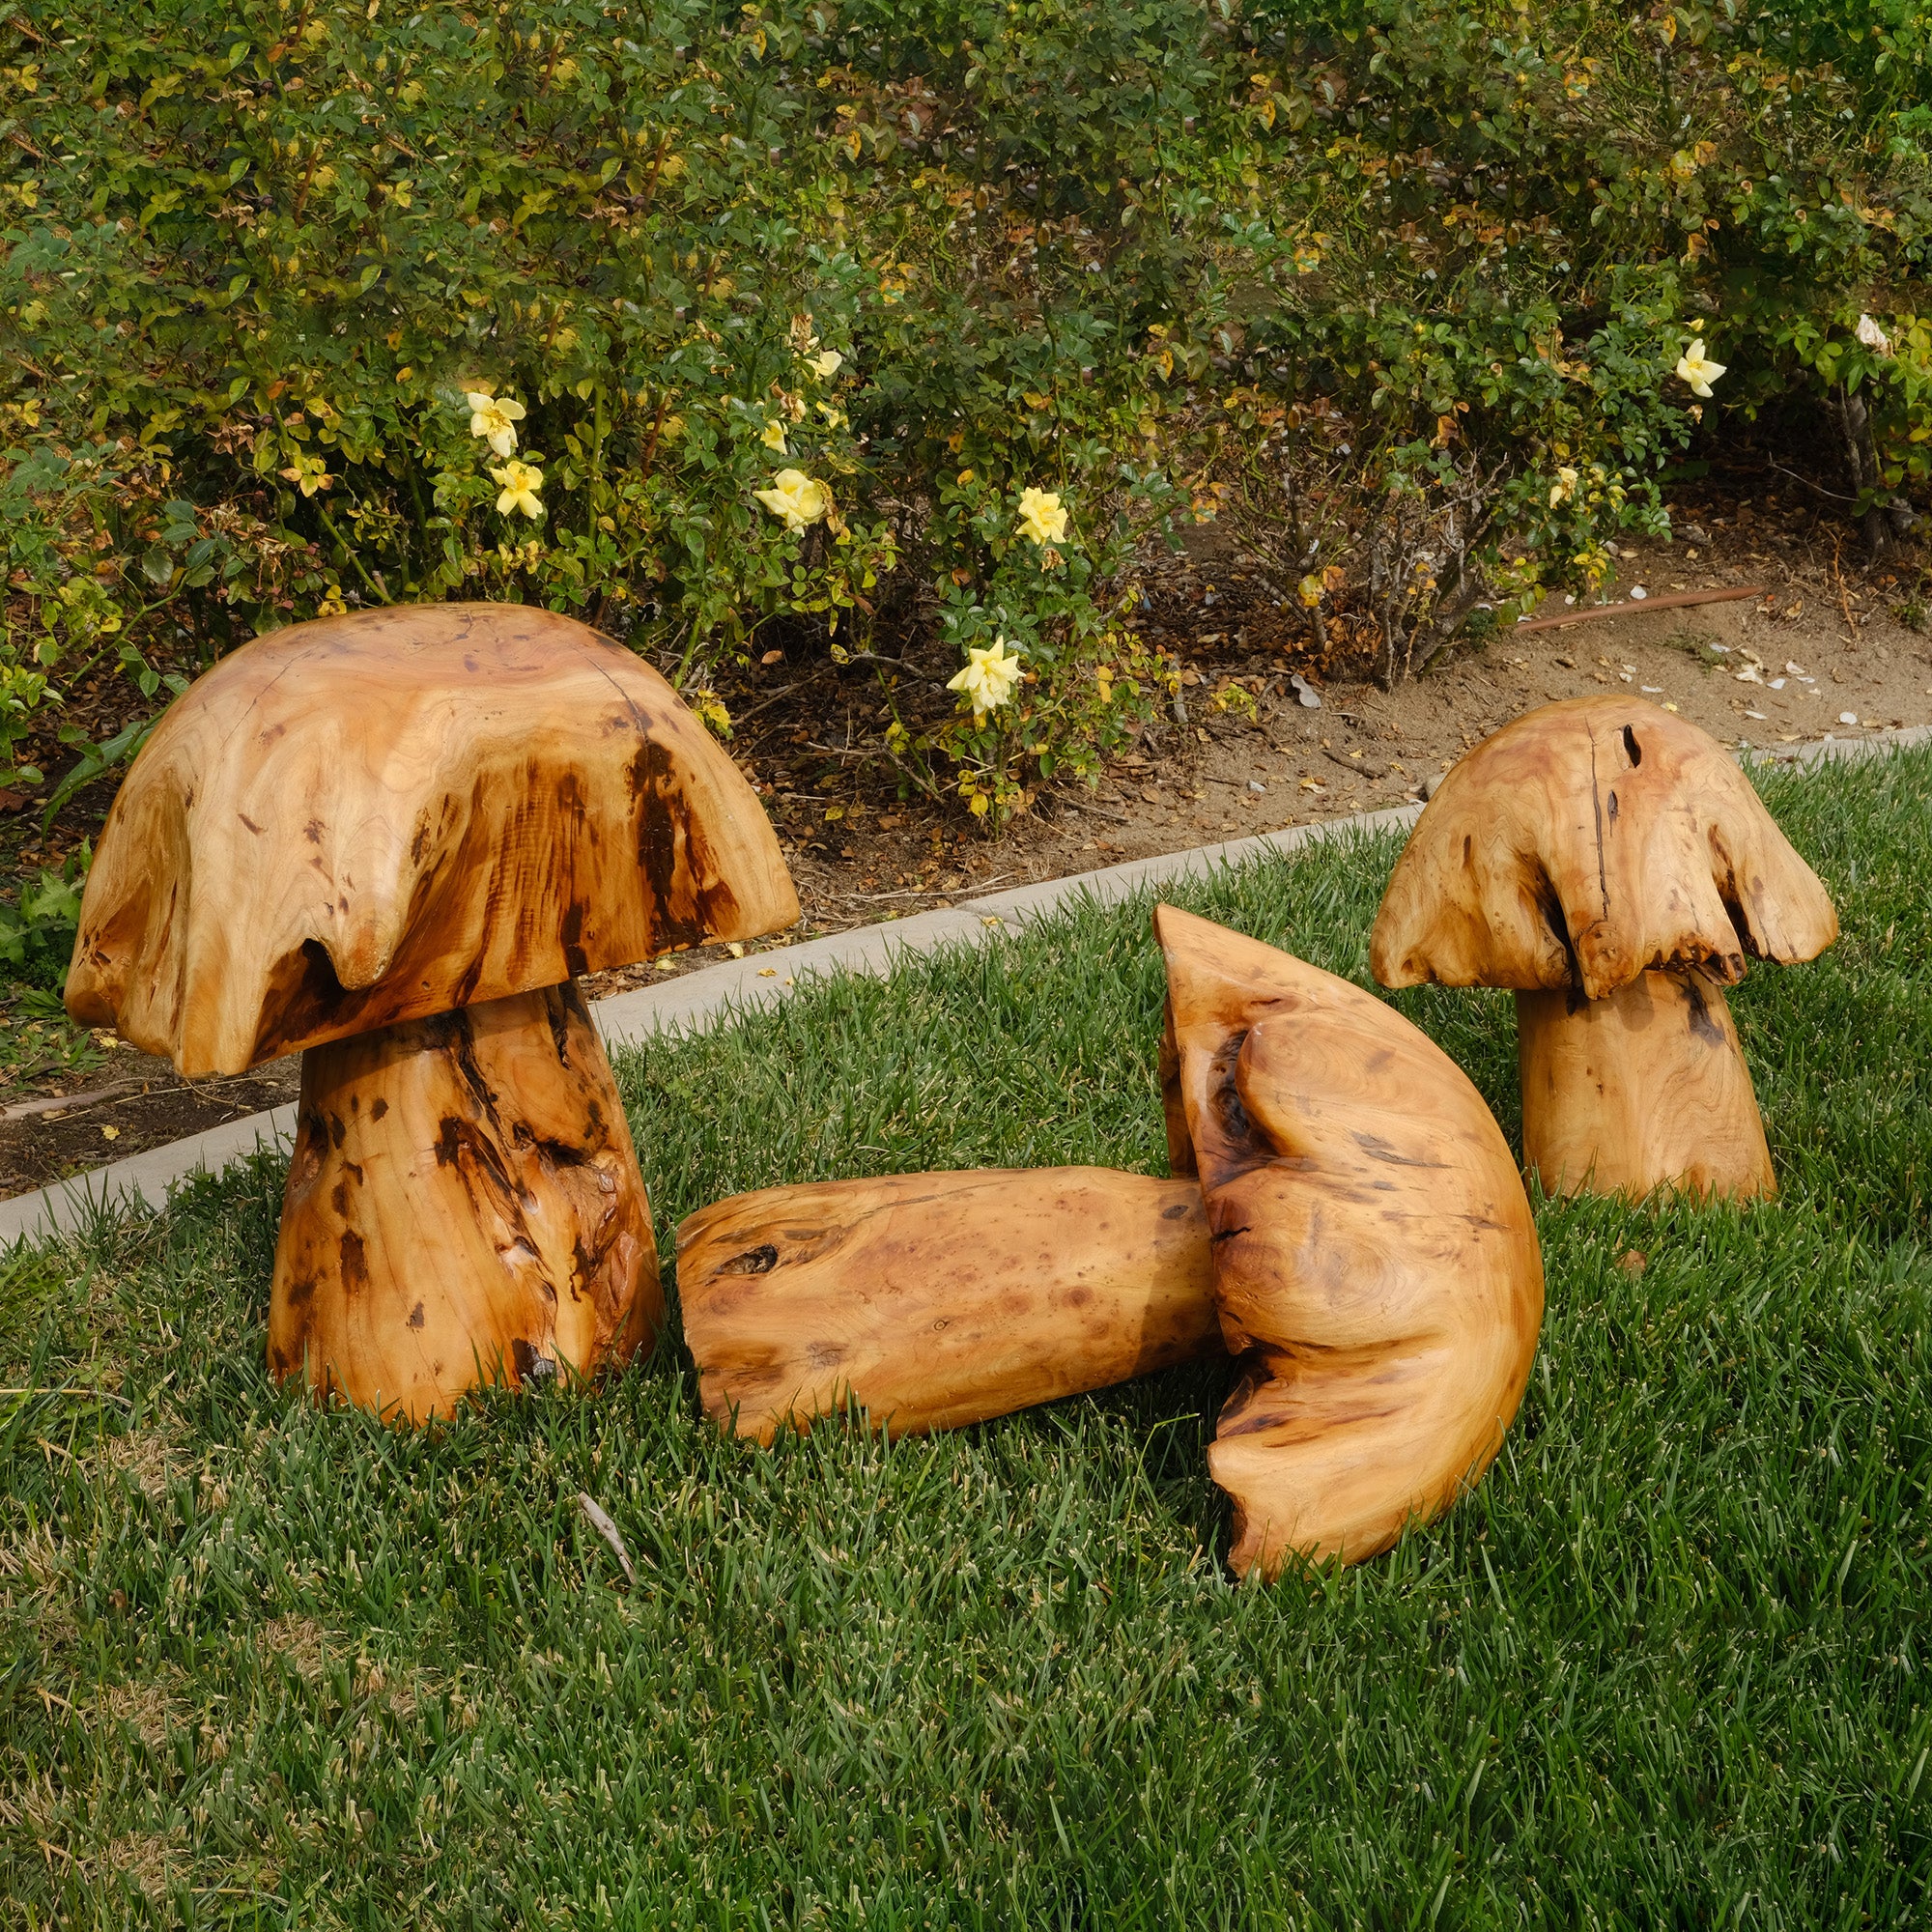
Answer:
(1515, 969, 1776, 1201)
(677, 1168, 1221, 1442)
(269, 980, 661, 1422)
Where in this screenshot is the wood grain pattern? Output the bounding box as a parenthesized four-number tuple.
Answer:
(1155, 904, 1545, 1577)
(67, 604, 799, 1075)
(1370, 697, 1833, 1202)
(1517, 971, 1776, 1200)
(1371, 696, 1837, 1002)
(270, 980, 659, 1423)
(676, 1168, 1221, 1441)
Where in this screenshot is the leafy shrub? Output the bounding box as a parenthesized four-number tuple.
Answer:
(0, 845, 87, 997)
(2, 0, 1928, 852)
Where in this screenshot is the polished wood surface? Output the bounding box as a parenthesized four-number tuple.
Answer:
(1370, 696, 1833, 1201)
(270, 980, 660, 1423)
(1155, 904, 1544, 1577)
(67, 604, 799, 1075)
(677, 1167, 1222, 1440)
(1371, 696, 1837, 1002)
(1517, 971, 1776, 1200)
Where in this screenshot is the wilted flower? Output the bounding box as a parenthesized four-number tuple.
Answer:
(947, 637, 1025, 719)
(1016, 487, 1067, 546)
(490, 459, 544, 518)
(806, 350, 844, 380)
(1674, 339, 1726, 398)
(466, 391, 526, 458)
(753, 468, 830, 532)
(760, 419, 789, 453)
(1857, 313, 1892, 357)
(1549, 466, 1579, 507)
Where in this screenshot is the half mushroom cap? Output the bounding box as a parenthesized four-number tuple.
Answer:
(1156, 904, 1545, 1576)
(65, 603, 800, 1075)
(1369, 696, 1837, 1001)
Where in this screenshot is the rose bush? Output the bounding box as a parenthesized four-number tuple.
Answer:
(2, 0, 1927, 869)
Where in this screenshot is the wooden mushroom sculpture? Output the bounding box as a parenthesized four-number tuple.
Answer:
(67, 604, 799, 1421)
(678, 1168, 1221, 1439)
(1370, 696, 1838, 1200)
(1155, 905, 1544, 1576)
(681, 908, 1542, 1576)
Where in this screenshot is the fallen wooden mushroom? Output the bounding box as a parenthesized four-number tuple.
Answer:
(1155, 904, 1545, 1576)
(67, 603, 799, 1421)
(681, 908, 1542, 1575)
(677, 1167, 1221, 1439)
(1369, 696, 1838, 1200)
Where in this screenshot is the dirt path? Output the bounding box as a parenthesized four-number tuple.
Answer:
(5, 483, 1927, 1201)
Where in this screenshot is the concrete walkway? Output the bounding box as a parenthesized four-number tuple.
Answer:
(5, 722, 1924, 1247)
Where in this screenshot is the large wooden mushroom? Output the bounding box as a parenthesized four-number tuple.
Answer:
(1370, 696, 1838, 1199)
(679, 908, 1543, 1575)
(66, 604, 799, 1421)
(1155, 905, 1545, 1575)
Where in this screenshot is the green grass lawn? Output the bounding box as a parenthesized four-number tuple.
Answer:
(4, 752, 1931, 1929)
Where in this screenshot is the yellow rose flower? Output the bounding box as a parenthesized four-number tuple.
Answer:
(1015, 487, 1068, 546)
(753, 468, 830, 532)
(466, 391, 526, 458)
(1549, 466, 1579, 507)
(760, 419, 789, 453)
(490, 459, 544, 519)
(806, 350, 844, 380)
(946, 637, 1025, 720)
(1674, 339, 1726, 398)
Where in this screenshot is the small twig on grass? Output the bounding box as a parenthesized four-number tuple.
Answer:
(577, 1492, 636, 1588)
(1513, 584, 1766, 636)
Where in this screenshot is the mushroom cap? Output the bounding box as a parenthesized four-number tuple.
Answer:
(1156, 904, 1544, 1575)
(1370, 697, 1837, 1001)
(66, 604, 799, 1074)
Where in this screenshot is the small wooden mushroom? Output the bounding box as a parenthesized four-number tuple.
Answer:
(67, 604, 799, 1421)
(1155, 904, 1545, 1576)
(1370, 697, 1838, 1199)
(677, 1167, 1221, 1439)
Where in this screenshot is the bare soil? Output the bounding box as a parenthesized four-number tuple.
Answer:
(5, 476, 1928, 1201)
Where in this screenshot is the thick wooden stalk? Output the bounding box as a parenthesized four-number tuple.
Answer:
(1516, 969, 1775, 1201)
(676, 1168, 1220, 1442)
(270, 980, 661, 1422)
